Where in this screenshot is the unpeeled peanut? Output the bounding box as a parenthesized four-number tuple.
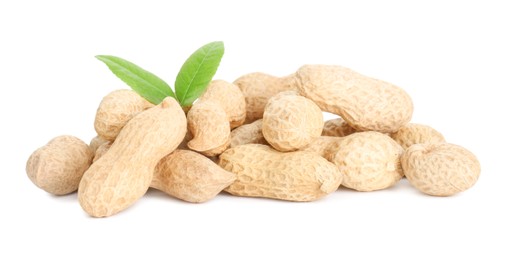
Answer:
(79, 97, 186, 217)
(230, 119, 267, 147)
(199, 80, 246, 128)
(234, 72, 296, 123)
(152, 150, 236, 203)
(94, 89, 154, 141)
(295, 65, 413, 133)
(322, 118, 358, 137)
(262, 91, 323, 152)
(401, 143, 480, 196)
(219, 144, 343, 201)
(302, 132, 404, 191)
(26, 135, 93, 195)
(391, 123, 445, 149)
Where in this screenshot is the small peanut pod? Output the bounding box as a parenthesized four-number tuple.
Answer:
(152, 150, 236, 203)
(200, 80, 246, 129)
(79, 97, 186, 217)
(401, 143, 480, 196)
(295, 65, 413, 133)
(94, 89, 154, 141)
(89, 136, 108, 154)
(262, 91, 323, 152)
(322, 118, 358, 137)
(391, 123, 445, 149)
(26, 135, 94, 195)
(92, 141, 112, 163)
(233, 72, 296, 123)
(219, 144, 343, 201)
(187, 100, 231, 156)
(230, 119, 267, 147)
(303, 132, 404, 192)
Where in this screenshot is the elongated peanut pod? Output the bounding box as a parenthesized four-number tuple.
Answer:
(322, 118, 358, 137)
(78, 97, 186, 217)
(152, 150, 236, 203)
(296, 65, 413, 133)
(230, 119, 267, 147)
(234, 72, 296, 123)
(219, 144, 343, 201)
(391, 123, 445, 149)
(94, 89, 154, 141)
(200, 80, 246, 129)
(187, 100, 230, 156)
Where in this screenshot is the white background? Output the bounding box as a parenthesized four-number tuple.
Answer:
(1, 0, 507, 259)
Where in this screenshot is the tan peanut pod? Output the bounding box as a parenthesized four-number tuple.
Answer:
(78, 97, 187, 217)
(187, 100, 230, 156)
(391, 123, 445, 149)
(26, 135, 93, 195)
(152, 150, 236, 203)
(219, 144, 343, 201)
(401, 143, 480, 196)
(295, 65, 413, 133)
(230, 119, 267, 147)
(94, 89, 154, 141)
(327, 132, 404, 191)
(92, 141, 112, 163)
(200, 80, 246, 129)
(262, 91, 323, 152)
(89, 136, 108, 154)
(233, 72, 296, 123)
(300, 136, 342, 159)
(322, 118, 357, 137)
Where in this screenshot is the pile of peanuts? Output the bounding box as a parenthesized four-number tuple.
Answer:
(26, 64, 481, 217)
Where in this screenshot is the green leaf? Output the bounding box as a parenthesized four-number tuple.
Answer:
(175, 41, 224, 107)
(96, 55, 176, 104)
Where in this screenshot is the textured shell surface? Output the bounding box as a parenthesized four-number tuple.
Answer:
(322, 118, 358, 137)
(262, 91, 323, 151)
(391, 123, 445, 149)
(187, 100, 230, 155)
(200, 80, 246, 128)
(152, 150, 236, 203)
(329, 132, 404, 191)
(401, 143, 480, 196)
(230, 119, 267, 147)
(233, 73, 296, 123)
(94, 89, 154, 141)
(219, 144, 343, 201)
(26, 135, 93, 195)
(78, 97, 187, 217)
(295, 65, 413, 133)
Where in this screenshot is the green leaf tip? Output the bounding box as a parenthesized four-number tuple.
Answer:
(175, 41, 225, 107)
(95, 55, 176, 104)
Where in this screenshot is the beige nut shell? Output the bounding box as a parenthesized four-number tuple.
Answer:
(262, 91, 323, 152)
(230, 119, 267, 147)
(79, 97, 187, 217)
(219, 144, 343, 201)
(329, 132, 404, 191)
(401, 143, 480, 196)
(322, 118, 358, 137)
(234, 72, 296, 123)
(200, 80, 246, 128)
(295, 65, 413, 133)
(94, 89, 154, 141)
(152, 150, 236, 203)
(391, 123, 445, 149)
(26, 135, 93, 195)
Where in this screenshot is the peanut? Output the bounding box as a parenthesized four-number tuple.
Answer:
(199, 80, 246, 129)
(26, 135, 93, 195)
(302, 132, 404, 191)
(391, 123, 445, 149)
(152, 150, 236, 203)
(233, 72, 296, 123)
(78, 97, 186, 217)
(187, 100, 231, 156)
(295, 65, 413, 133)
(322, 118, 358, 137)
(89, 136, 108, 154)
(94, 89, 154, 141)
(230, 119, 267, 147)
(92, 141, 112, 163)
(401, 143, 480, 196)
(219, 144, 343, 201)
(262, 91, 323, 152)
